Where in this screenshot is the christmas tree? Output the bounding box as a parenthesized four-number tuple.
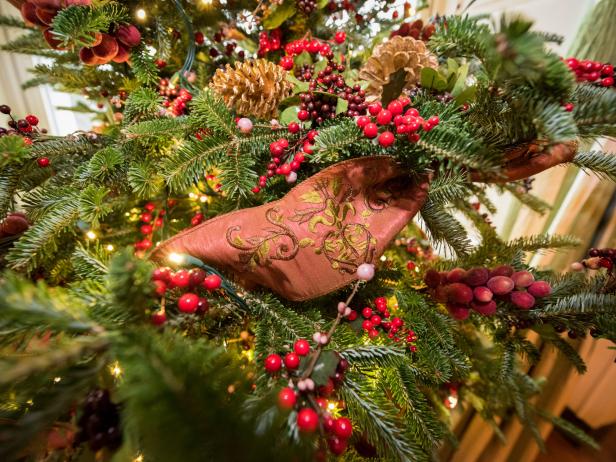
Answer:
(1, 0, 616, 460)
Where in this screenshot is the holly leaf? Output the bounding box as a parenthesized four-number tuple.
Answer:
(381, 68, 407, 106)
(310, 350, 339, 386)
(263, 0, 296, 29)
(451, 63, 470, 97)
(454, 85, 476, 105)
(420, 67, 439, 89)
(293, 51, 313, 68)
(280, 106, 300, 125)
(336, 98, 348, 115)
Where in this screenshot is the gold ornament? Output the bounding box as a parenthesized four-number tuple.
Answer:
(359, 36, 438, 101)
(210, 59, 293, 119)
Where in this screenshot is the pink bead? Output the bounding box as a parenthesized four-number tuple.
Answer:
(237, 117, 253, 133)
(356, 263, 375, 281)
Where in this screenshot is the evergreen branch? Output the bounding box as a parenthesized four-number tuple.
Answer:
(123, 88, 163, 122)
(0, 165, 21, 219)
(0, 15, 33, 29)
(51, 3, 129, 47)
(420, 199, 472, 257)
(72, 243, 109, 281)
(85, 146, 124, 181)
(128, 158, 165, 198)
(573, 85, 616, 138)
(124, 118, 186, 139)
(189, 89, 236, 137)
(538, 329, 587, 373)
(543, 293, 616, 313)
(341, 373, 425, 461)
(339, 345, 406, 369)
(572, 151, 616, 182)
(79, 185, 112, 227)
(312, 119, 363, 162)
(535, 408, 599, 449)
(427, 172, 471, 206)
(130, 46, 159, 86)
(501, 183, 551, 214)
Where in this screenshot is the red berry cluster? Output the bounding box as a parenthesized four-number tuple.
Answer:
(390, 19, 436, 41)
(573, 247, 616, 272)
(251, 129, 317, 192)
(159, 79, 193, 117)
(0, 104, 48, 161)
(271, 340, 353, 456)
(150, 266, 222, 325)
(347, 297, 418, 351)
(565, 58, 614, 87)
(424, 265, 552, 320)
(258, 29, 282, 56)
(134, 201, 170, 252)
(357, 97, 440, 147)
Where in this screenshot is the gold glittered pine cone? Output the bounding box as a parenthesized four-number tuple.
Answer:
(210, 59, 293, 120)
(359, 36, 438, 101)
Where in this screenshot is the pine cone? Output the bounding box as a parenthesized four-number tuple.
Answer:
(359, 36, 438, 101)
(210, 59, 293, 119)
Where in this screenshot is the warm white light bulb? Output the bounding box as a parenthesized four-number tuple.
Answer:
(136, 8, 147, 21)
(168, 252, 184, 264)
(86, 231, 97, 240)
(106, 244, 114, 251)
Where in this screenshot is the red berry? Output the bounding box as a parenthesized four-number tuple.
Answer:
(303, 141, 314, 154)
(278, 138, 289, 149)
(406, 261, 416, 271)
(447, 267, 467, 283)
(280, 163, 292, 175)
(487, 276, 515, 295)
(197, 297, 209, 313)
(387, 100, 403, 115)
(297, 408, 319, 432)
(284, 352, 300, 369)
(405, 107, 419, 117)
(203, 274, 222, 291)
(376, 109, 392, 125)
(194, 31, 205, 45)
(37, 157, 50, 167)
(298, 110, 309, 121)
(356, 116, 371, 128)
(362, 320, 373, 331)
(601, 77, 614, 87)
(447, 303, 470, 320)
(307, 39, 321, 54)
(601, 64, 614, 76)
(265, 354, 283, 373)
(464, 267, 489, 286)
(368, 103, 382, 116)
(428, 115, 439, 126)
(347, 310, 358, 321)
(511, 271, 534, 288)
(280, 55, 294, 70)
(333, 417, 353, 439)
(368, 328, 379, 339)
(171, 270, 190, 288)
(363, 123, 379, 138)
(140, 224, 153, 235)
(490, 265, 514, 278)
(362, 307, 373, 318)
(278, 387, 296, 409)
(140, 212, 153, 223)
(251, 186, 261, 193)
(391, 317, 403, 328)
(294, 339, 310, 356)
(153, 280, 167, 296)
(370, 315, 382, 326)
(307, 129, 318, 142)
(510, 291, 535, 310)
(178, 293, 199, 313)
(471, 300, 497, 316)
(527, 280, 551, 298)
(288, 121, 300, 133)
(328, 436, 348, 455)
(144, 202, 156, 212)
(270, 141, 285, 157)
(334, 31, 346, 44)
(189, 268, 207, 287)
(378, 131, 395, 147)
(25, 114, 39, 126)
(152, 267, 172, 282)
(374, 296, 387, 307)
(473, 286, 493, 303)
(564, 102, 574, 112)
(151, 310, 166, 325)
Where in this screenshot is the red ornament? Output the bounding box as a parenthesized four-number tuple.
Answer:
(277, 387, 297, 409)
(264, 353, 283, 373)
(284, 352, 301, 369)
(294, 339, 311, 356)
(178, 293, 199, 313)
(203, 274, 222, 290)
(297, 408, 319, 432)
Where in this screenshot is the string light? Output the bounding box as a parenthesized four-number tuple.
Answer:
(199, 195, 208, 203)
(135, 8, 147, 21)
(106, 244, 114, 251)
(445, 394, 458, 409)
(380, 255, 387, 261)
(188, 192, 198, 200)
(109, 361, 123, 378)
(201, 0, 213, 5)
(53, 377, 62, 383)
(168, 252, 185, 265)
(86, 231, 97, 240)
(133, 455, 144, 462)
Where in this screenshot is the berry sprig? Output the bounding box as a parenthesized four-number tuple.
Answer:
(390, 19, 436, 41)
(0, 104, 48, 162)
(237, 117, 318, 192)
(345, 297, 419, 352)
(158, 79, 193, 117)
(150, 265, 222, 325)
(565, 58, 615, 87)
(424, 265, 552, 320)
(133, 201, 170, 252)
(258, 29, 282, 57)
(571, 247, 616, 272)
(199, 28, 245, 62)
(356, 97, 440, 147)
